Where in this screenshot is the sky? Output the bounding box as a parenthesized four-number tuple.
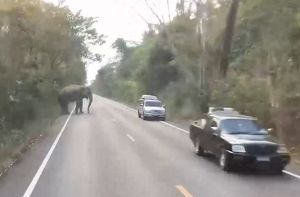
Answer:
(46, 0, 178, 84)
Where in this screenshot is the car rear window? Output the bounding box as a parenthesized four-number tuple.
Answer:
(145, 101, 162, 107)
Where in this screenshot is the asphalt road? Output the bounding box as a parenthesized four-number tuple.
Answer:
(0, 95, 300, 197)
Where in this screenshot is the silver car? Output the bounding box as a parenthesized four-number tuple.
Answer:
(138, 99, 166, 121)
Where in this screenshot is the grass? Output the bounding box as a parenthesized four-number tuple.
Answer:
(289, 146, 300, 165)
(0, 103, 59, 177)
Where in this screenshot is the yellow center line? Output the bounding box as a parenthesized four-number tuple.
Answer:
(176, 185, 194, 197)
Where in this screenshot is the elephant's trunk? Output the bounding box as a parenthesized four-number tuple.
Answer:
(87, 93, 93, 113)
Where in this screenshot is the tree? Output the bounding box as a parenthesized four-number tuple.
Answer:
(0, 0, 104, 146)
(92, 0, 300, 149)
(219, 0, 240, 77)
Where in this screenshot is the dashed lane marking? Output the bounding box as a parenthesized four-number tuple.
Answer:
(101, 96, 300, 180)
(176, 185, 194, 197)
(126, 134, 136, 142)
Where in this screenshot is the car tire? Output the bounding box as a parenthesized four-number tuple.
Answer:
(161, 117, 166, 121)
(142, 113, 147, 120)
(219, 150, 231, 171)
(195, 140, 204, 156)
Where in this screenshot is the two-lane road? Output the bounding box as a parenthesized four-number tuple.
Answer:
(0, 95, 300, 197)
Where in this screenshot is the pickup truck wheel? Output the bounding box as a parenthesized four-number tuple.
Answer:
(219, 150, 231, 171)
(272, 167, 284, 175)
(195, 141, 204, 156)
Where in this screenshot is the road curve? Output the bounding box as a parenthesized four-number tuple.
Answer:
(0, 95, 300, 197)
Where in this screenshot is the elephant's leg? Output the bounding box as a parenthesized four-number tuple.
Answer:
(75, 101, 79, 114)
(75, 99, 83, 114)
(79, 99, 83, 113)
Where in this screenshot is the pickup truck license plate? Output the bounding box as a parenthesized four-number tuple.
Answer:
(256, 156, 270, 162)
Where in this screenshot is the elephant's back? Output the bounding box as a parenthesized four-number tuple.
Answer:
(59, 84, 83, 101)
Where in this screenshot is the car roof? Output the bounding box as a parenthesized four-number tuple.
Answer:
(144, 99, 161, 102)
(140, 95, 158, 100)
(209, 111, 257, 120)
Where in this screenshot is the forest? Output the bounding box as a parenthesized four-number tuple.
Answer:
(92, 0, 300, 155)
(0, 0, 103, 166)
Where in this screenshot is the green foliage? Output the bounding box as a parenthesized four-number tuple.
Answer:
(0, 0, 104, 147)
(93, 0, 300, 146)
(137, 43, 179, 93)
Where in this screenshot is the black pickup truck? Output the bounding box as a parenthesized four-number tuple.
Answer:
(189, 110, 290, 172)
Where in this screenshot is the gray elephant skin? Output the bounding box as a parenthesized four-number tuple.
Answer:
(58, 85, 93, 114)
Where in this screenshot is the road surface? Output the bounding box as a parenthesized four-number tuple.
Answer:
(0, 95, 299, 197)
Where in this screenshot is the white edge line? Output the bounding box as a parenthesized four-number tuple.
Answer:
(160, 121, 190, 134)
(122, 105, 136, 112)
(127, 107, 136, 112)
(126, 134, 135, 142)
(160, 122, 300, 180)
(103, 97, 300, 180)
(283, 170, 300, 179)
(22, 108, 75, 197)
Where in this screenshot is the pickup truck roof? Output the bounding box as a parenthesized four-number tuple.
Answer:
(209, 111, 257, 120)
(208, 107, 235, 113)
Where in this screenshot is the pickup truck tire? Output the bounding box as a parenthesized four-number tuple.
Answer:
(195, 140, 204, 156)
(219, 150, 231, 171)
(272, 167, 284, 175)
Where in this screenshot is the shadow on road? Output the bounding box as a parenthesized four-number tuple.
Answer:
(194, 154, 294, 179)
(142, 118, 164, 122)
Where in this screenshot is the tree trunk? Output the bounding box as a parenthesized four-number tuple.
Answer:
(220, 0, 240, 77)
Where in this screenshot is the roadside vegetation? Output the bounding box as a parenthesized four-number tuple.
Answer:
(92, 0, 300, 155)
(0, 0, 103, 170)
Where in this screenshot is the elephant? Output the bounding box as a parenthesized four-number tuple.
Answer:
(58, 85, 93, 115)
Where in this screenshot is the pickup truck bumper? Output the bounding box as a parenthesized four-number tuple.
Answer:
(225, 150, 290, 169)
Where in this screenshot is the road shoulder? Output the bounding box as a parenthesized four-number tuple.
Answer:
(0, 115, 71, 197)
(164, 119, 300, 179)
